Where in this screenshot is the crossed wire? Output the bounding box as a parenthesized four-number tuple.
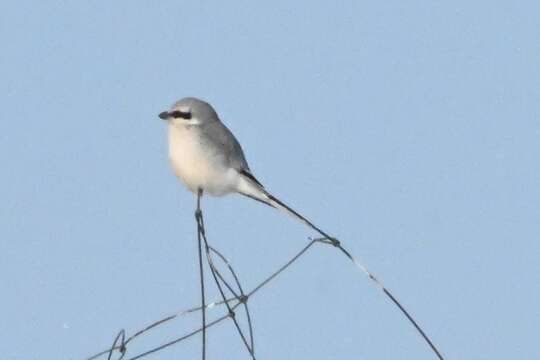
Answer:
(85, 195, 444, 360)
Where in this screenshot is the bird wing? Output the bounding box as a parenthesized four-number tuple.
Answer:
(201, 120, 251, 172)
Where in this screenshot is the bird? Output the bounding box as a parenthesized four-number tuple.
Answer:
(158, 97, 332, 239)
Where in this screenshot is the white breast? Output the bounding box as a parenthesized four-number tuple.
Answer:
(168, 123, 238, 196)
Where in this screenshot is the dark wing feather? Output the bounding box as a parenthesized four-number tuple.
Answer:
(239, 169, 264, 188)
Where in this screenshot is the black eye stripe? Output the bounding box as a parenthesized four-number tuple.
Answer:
(169, 110, 192, 119)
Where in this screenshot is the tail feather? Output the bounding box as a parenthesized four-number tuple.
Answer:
(265, 193, 333, 240)
(236, 171, 332, 240)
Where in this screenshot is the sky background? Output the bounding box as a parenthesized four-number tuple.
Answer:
(1, 1, 539, 359)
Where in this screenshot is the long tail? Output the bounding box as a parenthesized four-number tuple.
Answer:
(236, 170, 332, 239)
(265, 193, 334, 240)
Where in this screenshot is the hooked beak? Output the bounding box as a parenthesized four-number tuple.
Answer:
(158, 111, 169, 120)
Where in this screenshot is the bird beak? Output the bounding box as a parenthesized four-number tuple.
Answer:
(158, 111, 169, 120)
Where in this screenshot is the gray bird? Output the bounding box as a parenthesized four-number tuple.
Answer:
(158, 97, 330, 237)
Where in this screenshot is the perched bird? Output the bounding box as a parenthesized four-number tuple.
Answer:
(158, 97, 331, 238)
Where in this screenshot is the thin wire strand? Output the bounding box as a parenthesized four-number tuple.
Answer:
(196, 190, 207, 360)
(316, 235, 444, 360)
(197, 204, 256, 358)
(107, 329, 125, 360)
(247, 239, 318, 298)
(329, 242, 444, 360)
(209, 246, 255, 353)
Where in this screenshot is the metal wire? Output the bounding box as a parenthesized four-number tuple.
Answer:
(84, 199, 444, 360)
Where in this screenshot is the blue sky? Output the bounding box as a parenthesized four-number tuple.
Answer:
(1, 1, 539, 359)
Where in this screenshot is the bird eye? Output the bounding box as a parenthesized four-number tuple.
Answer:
(170, 110, 192, 119)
